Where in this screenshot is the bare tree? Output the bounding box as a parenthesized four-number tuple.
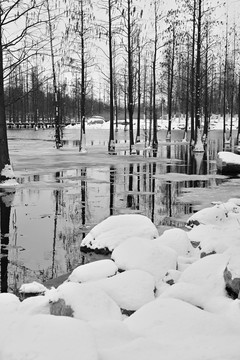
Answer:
(0, 0, 46, 183)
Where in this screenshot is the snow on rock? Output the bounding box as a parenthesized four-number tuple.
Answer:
(68, 259, 118, 283)
(124, 297, 240, 360)
(1, 314, 98, 360)
(92, 269, 156, 312)
(99, 338, 164, 360)
(162, 269, 181, 285)
(80, 214, 159, 253)
(178, 253, 230, 296)
(0, 293, 20, 314)
(0, 164, 18, 187)
(111, 237, 177, 281)
(187, 223, 240, 255)
(19, 281, 48, 294)
(18, 295, 51, 315)
(89, 320, 137, 351)
(186, 201, 240, 228)
(159, 282, 208, 309)
(223, 248, 240, 298)
(155, 228, 194, 256)
(47, 281, 122, 321)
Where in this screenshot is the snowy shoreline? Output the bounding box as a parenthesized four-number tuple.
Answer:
(1, 198, 240, 359)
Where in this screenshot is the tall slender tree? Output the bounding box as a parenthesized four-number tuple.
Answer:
(0, 0, 46, 183)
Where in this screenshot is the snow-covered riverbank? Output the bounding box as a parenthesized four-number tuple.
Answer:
(1, 198, 240, 359)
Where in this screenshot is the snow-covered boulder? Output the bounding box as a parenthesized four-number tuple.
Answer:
(47, 282, 122, 321)
(223, 248, 240, 298)
(111, 237, 177, 281)
(186, 201, 240, 228)
(68, 259, 118, 283)
(1, 314, 98, 360)
(19, 281, 47, 300)
(124, 297, 240, 360)
(0, 293, 20, 314)
(89, 320, 137, 351)
(178, 253, 230, 296)
(92, 269, 155, 312)
(162, 269, 181, 285)
(217, 151, 240, 174)
(187, 224, 240, 256)
(80, 214, 159, 254)
(159, 282, 208, 309)
(18, 295, 51, 315)
(155, 228, 194, 256)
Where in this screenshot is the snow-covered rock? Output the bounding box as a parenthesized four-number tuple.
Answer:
(1, 314, 98, 360)
(155, 228, 194, 256)
(124, 297, 240, 360)
(68, 259, 118, 283)
(0, 293, 20, 314)
(18, 295, 51, 315)
(162, 269, 181, 285)
(89, 320, 137, 351)
(187, 224, 240, 255)
(159, 282, 208, 309)
(111, 237, 177, 281)
(186, 201, 240, 228)
(47, 282, 122, 321)
(178, 253, 230, 296)
(223, 248, 240, 298)
(91, 269, 156, 312)
(19, 281, 47, 295)
(80, 214, 159, 253)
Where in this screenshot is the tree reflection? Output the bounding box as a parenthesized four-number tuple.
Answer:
(109, 165, 115, 216)
(0, 190, 15, 292)
(127, 163, 135, 209)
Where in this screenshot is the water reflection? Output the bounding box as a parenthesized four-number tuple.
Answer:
(3, 129, 238, 291)
(0, 191, 15, 292)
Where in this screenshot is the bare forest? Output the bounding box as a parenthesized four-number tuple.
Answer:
(0, 0, 239, 179)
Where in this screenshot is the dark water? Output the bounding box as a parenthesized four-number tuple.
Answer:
(0, 127, 239, 293)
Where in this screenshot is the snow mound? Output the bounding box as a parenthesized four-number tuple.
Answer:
(19, 281, 47, 294)
(80, 214, 159, 253)
(186, 201, 240, 228)
(155, 228, 194, 256)
(92, 269, 155, 312)
(1, 314, 98, 360)
(187, 224, 240, 255)
(47, 282, 122, 321)
(124, 297, 240, 360)
(68, 259, 118, 283)
(111, 237, 177, 281)
(178, 253, 230, 296)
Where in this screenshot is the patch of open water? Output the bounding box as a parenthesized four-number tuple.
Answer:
(1, 128, 240, 293)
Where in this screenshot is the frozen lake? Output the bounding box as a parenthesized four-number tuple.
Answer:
(1, 127, 240, 293)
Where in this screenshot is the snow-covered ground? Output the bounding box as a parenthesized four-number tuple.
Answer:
(1, 198, 240, 359)
(65, 115, 239, 131)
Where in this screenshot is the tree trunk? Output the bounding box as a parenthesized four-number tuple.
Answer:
(190, 0, 196, 145)
(127, 0, 134, 153)
(0, 17, 11, 180)
(108, 0, 115, 152)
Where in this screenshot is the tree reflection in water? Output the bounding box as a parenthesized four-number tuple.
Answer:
(0, 190, 15, 292)
(0, 131, 232, 291)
